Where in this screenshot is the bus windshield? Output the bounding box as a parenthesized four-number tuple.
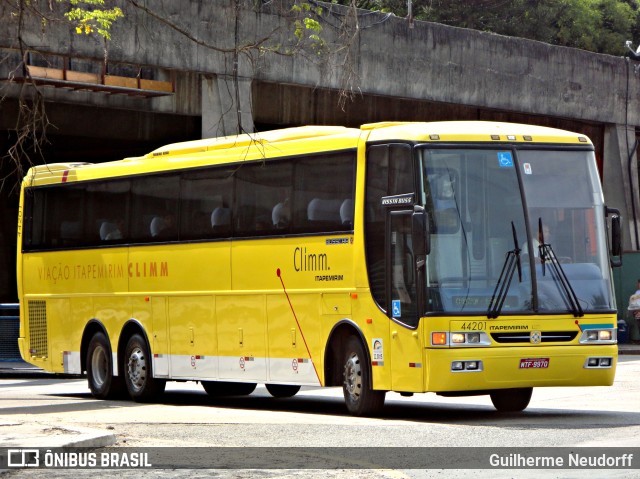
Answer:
(419, 147, 615, 316)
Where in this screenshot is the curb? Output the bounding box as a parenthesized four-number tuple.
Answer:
(0, 423, 117, 449)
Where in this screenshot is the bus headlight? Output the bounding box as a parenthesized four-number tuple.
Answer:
(580, 328, 616, 344)
(433, 332, 490, 346)
(598, 331, 612, 341)
(448, 331, 490, 346)
(451, 332, 481, 343)
(467, 332, 481, 343)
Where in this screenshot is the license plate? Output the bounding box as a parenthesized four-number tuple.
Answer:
(519, 358, 549, 369)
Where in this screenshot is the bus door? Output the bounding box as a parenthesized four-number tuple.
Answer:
(387, 209, 424, 392)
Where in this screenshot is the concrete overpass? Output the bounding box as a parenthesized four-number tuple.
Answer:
(1, 0, 640, 303)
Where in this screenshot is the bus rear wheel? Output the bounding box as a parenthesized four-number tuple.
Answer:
(86, 331, 124, 399)
(201, 381, 257, 396)
(265, 384, 301, 398)
(342, 336, 385, 416)
(490, 387, 533, 412)
(124, 333, 166, 402)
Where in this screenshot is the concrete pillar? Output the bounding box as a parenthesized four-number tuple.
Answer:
(0, 135, 18, 302)
(201, 74, 254, 138)
(603, 124, 640, 251)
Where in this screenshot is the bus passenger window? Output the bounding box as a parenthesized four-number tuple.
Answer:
(180, 168, 233, 241)
(292, 152, 356, 234)
(234, 160, 293, 237)
(130, 174, 179, 242)
(307, 198, 342, 229)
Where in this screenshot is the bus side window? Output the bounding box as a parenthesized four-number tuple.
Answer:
(234, 160, 293, 237)
(364, 143, 414, 313)
(180, 168, 233, 241)
(307, 198, 342, 230)
(293, 152, 356, 234)
(47, 185, 84, 248)
(131, 175, 179, 242)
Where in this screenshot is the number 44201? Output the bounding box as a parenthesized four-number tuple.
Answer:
(460, 321, 486, 331)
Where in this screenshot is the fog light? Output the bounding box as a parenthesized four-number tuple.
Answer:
(587, 357, 599, 367)
(451, 361, 464, 371)
(451, 333, 465, 343)
(467, 333, 481, 343)
(600, 357, 612, 367)
(466, 361, 478, 370)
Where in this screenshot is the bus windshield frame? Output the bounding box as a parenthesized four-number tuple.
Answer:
(417, 144, 616, 318)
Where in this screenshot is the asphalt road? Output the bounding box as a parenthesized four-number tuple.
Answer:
(1, 357, 639, 478)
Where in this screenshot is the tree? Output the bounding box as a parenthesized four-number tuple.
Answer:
(334, 0, 640, 55)
(2, 0, 125, 187)
(0, 0, 329, 187)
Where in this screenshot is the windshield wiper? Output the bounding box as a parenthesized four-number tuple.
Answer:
(487, 222, 522, 319)
(538, 219, 584, 318)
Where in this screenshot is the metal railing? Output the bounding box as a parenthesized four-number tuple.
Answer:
(0, 303, 21, 362)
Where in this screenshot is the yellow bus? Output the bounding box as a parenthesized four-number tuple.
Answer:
(17, 121, 622, 416)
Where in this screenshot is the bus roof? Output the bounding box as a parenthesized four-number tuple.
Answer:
(144, 125, 358, 159)
(362, 121, 592, 145)
(23, 121, 591, 186)
(24, 125, 361, 186)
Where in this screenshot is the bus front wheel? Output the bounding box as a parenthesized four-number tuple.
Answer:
(342, 336, 385, 416)
(490, 387, 533, 412)
(124, 333, 166, 402)
(86, 331, 124, 399)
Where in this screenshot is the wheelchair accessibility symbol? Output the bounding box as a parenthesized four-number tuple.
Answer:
(392, 300, 401, 318)
(498, 152, 513, 168)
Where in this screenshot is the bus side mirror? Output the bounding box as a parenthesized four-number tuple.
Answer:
(606, 206, 622, 267)
(412, 206, 430, 256)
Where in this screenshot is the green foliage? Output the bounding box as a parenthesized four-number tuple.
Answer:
(59, 0, 124, 40)
(291, 1, 325, 53)
(333, 0, 640, 55)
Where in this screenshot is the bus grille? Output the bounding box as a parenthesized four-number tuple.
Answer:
(28, 300, 48, 358)
(490, 331, 578, 343)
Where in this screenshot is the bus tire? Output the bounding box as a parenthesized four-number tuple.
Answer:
(86, 331, 124, 399)
(201, 381, 257, 396)
(490, 387, 533, 412)
(265, 384, 301, 398)
(124, 333, 165, 402)
(342, 336, 385, 416)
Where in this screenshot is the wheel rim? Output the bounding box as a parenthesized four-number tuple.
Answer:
(127, 346, 147, 393)
(344, 351, 362, 401)
(91, 345, 109, 388)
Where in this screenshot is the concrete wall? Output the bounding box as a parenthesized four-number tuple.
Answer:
(2, 0, 640, 300)
(2, 1, 638, 125)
